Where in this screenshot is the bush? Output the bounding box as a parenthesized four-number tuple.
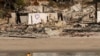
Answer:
(14, 0, 25, 9)
(0, 10, 5, 19)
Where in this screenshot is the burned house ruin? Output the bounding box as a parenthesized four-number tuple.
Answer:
(0, 0, 100, 38)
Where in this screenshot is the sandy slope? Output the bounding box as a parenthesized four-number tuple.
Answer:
(0, 37, 100, 52)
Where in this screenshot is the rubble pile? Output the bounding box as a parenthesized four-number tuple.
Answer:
(64, 5, 95, 23)
(0, 20, 65, 38)
(0, 19, 7, 25)
(0, 20, 100, 38)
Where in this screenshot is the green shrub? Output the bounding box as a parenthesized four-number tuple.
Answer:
(14, 0, 25, 9)
(0, 10, 5, 19)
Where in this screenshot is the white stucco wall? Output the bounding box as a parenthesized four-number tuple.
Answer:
(97, 11, 100, 23)
(28, 13, 58, 25)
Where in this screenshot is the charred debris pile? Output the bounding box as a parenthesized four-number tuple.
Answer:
(0, 21, 100, 38)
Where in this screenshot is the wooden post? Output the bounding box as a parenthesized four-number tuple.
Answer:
(94, 0, 97, 23)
